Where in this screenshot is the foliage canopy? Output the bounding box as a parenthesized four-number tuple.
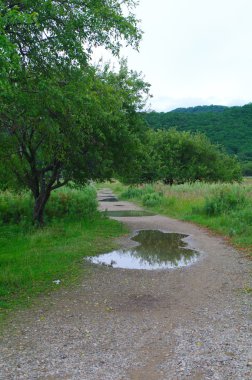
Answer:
(0, 0, 148, 224)
(1, 0, 141, 71)
(143, 104, 252, 165)
(0, 1, 243, 226)
(122, 129, 242, 185)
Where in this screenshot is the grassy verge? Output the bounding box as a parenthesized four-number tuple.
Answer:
(0, 187, 126, 322)
(101, 180, 252, 257)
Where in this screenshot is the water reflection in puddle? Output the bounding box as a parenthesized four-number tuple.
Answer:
(104, 210, 156, 217)
(88, 230, 200, 270)
(99, 197, 118, 202)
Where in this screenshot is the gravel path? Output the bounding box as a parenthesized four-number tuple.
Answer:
(0, 189, 251, 379)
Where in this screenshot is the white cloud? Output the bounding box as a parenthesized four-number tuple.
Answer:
(93, 0, 252, 111)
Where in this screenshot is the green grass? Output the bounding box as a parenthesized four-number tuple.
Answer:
(101, 180, 252, 256)
(0, 187, 127, 322)
(0, 217, 126, 320)
(0, 185, 98, 224)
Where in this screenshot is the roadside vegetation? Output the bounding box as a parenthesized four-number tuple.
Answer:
(0, 1, 142, 320)
(0, 0, 249, 323)
(0, 186, 125, 321)
(104, 180, 252, 256)
(124, 129, 241, 185)
(143, 104, 252, 174)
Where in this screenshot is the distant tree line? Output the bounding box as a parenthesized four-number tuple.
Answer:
(171, 105, 228, 114)
(143, 104, 252, 169)
(121, 129, 242, 185)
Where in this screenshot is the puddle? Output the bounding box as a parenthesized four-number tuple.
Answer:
(104, 210, 156, 217)
(99, 197, 118, 202)
(87, 230, 200, 270)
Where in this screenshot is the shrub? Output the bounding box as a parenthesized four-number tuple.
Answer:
(0, 192, 32, 224)
(204, 186, 247, 216)
(46, 186, 98, 220)
(0, 186, 98, 225)
(242, 162, 252, 176)
(121, 187, 143, 199)
(234, 209, 252, 226)
(142, 192, 163, 207)
(121, 185, 154, 200)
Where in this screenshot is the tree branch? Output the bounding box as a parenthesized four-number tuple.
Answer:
(51, 179, 69, 190)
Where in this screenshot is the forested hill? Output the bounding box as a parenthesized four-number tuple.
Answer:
(143, 104, 252, 163)
(170, 105, 228, 113)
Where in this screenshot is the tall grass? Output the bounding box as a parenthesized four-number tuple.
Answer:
(105, 180, 252, 255)
(46, 186, 98, 220)
(204, 186, 247, 215)
(0, 185, 98, 225)
(0, 186, 126, 320)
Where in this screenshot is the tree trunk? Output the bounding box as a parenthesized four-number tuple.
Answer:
(163, 178, 174, 186)
(33, 191, 50, 226)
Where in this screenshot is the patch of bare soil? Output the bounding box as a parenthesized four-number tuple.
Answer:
(0, 189, 251, 379)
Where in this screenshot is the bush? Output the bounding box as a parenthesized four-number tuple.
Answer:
(121, 185, 154, 199)
(121, 187, 144, 199)
(233, 209, 252, 226)
(0, 186, 98, 225)
(46, 186, 98, 220)
(142, 192, 163, 207)
(0, 192, 32, 224)
(242, 162, 252, 176)
(204, 186, 247, 216)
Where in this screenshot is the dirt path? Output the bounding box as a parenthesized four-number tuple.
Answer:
(0, 189, 251, 379)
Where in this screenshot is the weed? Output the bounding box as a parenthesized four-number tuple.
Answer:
(0, 186, 98, 225)
(204, 186, 247, 216)
(142, 192, 163, 207)
(121, 185, 154, 200)
(0, 186, 126, 320)
(102, 180, 252, 256)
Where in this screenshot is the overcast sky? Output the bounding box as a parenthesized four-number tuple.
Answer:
(94, 0, 252, 111)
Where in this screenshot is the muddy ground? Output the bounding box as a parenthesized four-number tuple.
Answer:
(0, 189, 251, 379)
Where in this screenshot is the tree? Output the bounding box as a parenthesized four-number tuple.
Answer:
(143, 104, 252, 166)
(0, 63, 150, 224)
(1, 0, 141, 71)
(1, 0, 143, 110)
(0, 0, 148, 224)
(130, 129, 242, 185)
